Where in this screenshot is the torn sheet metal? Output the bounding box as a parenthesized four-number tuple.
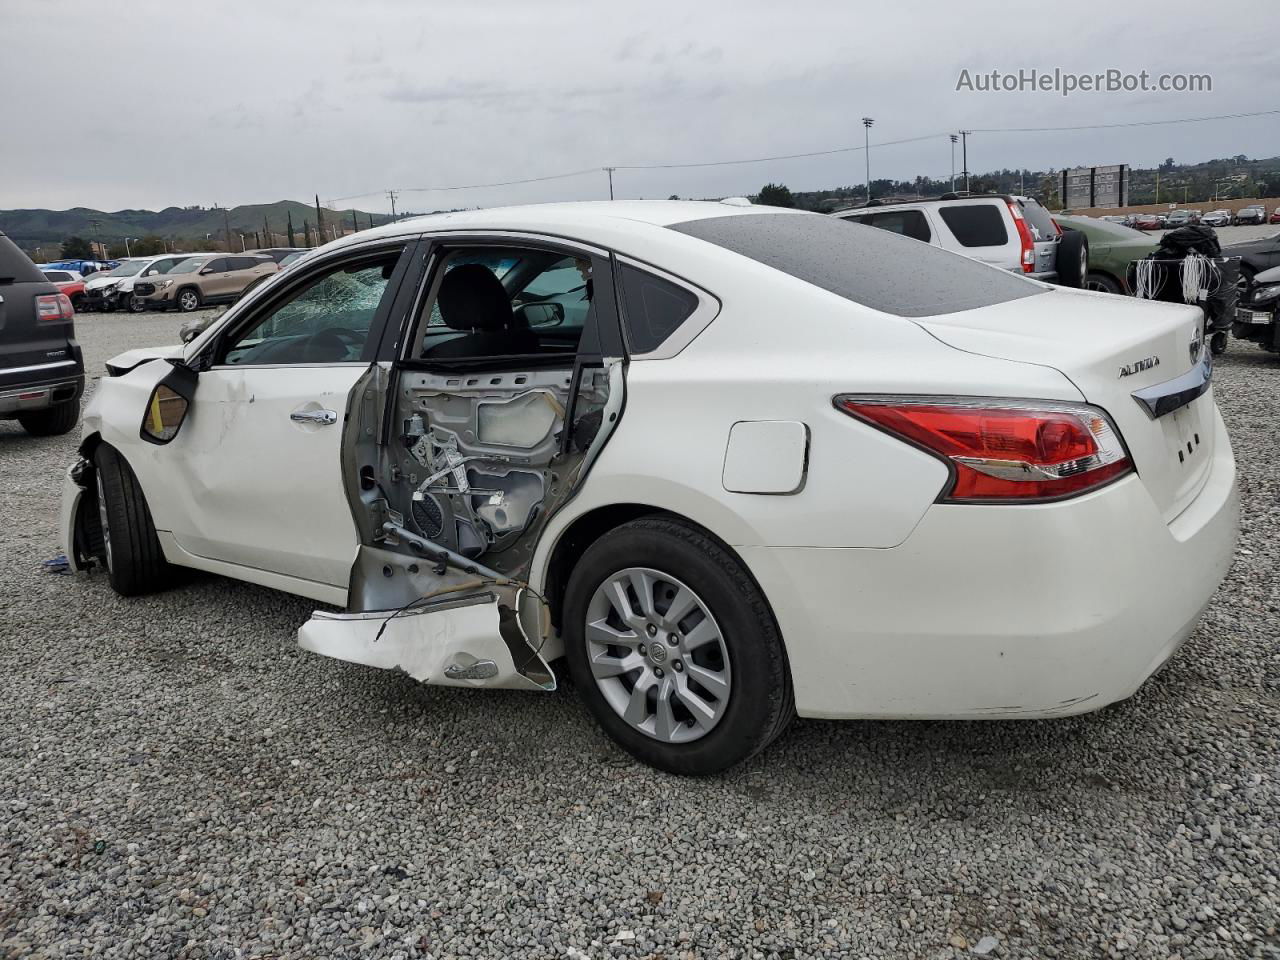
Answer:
(297, 590, 554, 691)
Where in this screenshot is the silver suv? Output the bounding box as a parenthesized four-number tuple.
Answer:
(833, 194, 1087, 287)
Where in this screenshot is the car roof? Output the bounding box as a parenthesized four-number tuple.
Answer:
(319, 200, 809, 252)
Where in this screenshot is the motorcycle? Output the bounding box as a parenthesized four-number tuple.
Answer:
(1233, 265, 1280, 353)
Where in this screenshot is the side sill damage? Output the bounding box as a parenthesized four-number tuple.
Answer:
(298, 587, 555, 692)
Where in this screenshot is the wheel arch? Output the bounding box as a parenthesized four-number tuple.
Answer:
(540, 502, 793, 685)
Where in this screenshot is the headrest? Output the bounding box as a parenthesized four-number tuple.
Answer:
(438, 263, 513, 332)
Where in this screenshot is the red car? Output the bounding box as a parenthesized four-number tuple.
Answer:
(1270, 208, 1280, 225)
(41, 270, 86, 311)
(1132, 214, 1164, 231)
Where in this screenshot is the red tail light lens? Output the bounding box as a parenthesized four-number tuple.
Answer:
(36, 293, 75, 323)
(1007, 201, 1036, 273)
(836, 397, 1133, 502)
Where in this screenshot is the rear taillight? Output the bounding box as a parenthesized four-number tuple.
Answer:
(836, 397, 1133, 503)
(36, 293, 75, 323)
(1007, 201, 1036, 273)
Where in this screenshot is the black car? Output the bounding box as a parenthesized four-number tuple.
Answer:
(1222, 230, 1280, 289)
(1233, 206, 1268, 226)
(0, 231, 84, 436)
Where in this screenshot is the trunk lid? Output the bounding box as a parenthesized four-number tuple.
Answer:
(917, 287, 1215, 522)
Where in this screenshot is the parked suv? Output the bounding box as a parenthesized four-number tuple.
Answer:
(82, 254, 193, 312)
(834, 194, 1087, 286)
(135, 253, 278, 312)
(0, 231, 84, 436)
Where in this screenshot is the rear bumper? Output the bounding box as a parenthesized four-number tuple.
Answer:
(0, 354, 84, 415)
(742, 405, 1239, 719)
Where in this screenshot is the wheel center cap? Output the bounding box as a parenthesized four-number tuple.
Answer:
(648, 641, 668, 665)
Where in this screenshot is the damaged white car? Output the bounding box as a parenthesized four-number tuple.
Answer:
(61, 202, 1238, 774)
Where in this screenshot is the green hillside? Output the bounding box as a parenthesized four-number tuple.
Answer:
(0, 200, 384, 257)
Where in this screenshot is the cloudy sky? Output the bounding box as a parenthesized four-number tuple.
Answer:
(4, 0, 1278, 213)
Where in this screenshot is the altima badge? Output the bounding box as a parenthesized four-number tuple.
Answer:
(1119, 356, 1160, 378)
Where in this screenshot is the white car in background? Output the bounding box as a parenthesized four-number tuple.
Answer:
(81, 254, 193, 312)
(833, 193, 1089, 288)
(60, 202, 1237, 774)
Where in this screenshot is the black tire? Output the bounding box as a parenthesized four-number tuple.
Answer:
(17, 400, 80, 436)
(1210, 330, 1229, 356)
(128, 293, 146, 313)
(1084, 271, 1122, 295)
(1055, 230, 1089, 288)
(563, 516, 793, 775)
(175, 287, 201, 312)
(70, 294, 84, 312)
(93, 443, 172, 596)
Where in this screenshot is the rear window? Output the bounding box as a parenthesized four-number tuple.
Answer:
(44, 271, 73, 282)
(844, 210, 932, 243)
(671, 213, 1044, 318)
(0, 234, 46, 283)
(938, 204, 1009, 247)
(1017, 199, 1059, 241)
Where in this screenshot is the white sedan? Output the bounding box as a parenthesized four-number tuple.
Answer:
(60, 201, 1238, 774)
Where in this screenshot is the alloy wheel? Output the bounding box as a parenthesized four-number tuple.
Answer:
(584, 567, 732, 744)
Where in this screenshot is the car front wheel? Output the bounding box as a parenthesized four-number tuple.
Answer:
(93, 443, 173, 596)
(176, 288, 201, 312)
(563, 516, 793, 775)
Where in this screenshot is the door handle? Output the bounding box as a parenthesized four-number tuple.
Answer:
(290, 409, 337, 425)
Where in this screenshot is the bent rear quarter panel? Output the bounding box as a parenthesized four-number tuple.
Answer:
(530, 239, 1085, 588)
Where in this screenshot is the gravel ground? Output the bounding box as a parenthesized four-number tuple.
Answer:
(2, 310, 1278, 960)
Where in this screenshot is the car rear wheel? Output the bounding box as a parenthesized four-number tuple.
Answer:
(93, 443, 173, 596)
(1084, 272, 1122, 295)
(563, 516, 793, 775)
(17, 399, 79, 436)
(176, 288, 201, 312)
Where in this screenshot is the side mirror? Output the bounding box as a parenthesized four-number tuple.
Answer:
(140, 360, 198, 444)
(199, 267, 214, 275)
(516, 301, 565, 327)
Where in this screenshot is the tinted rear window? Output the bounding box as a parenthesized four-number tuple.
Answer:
(938, 205, 1009, 247)
(670, 213, 1043, 317)
(1017, 199, 1059, 242)
(0, 234, 45, 282)
(845, 210, 932, 242)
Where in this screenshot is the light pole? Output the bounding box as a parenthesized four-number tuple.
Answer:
(123, 236, 135, 257)
(960, 130, 972, 193)
(861, 117, 874, 203)
(949, 134, 958, 192)
(239, 234, 246, 251)
(603, 167, 616, 200)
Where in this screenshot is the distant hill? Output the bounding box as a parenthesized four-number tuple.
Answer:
(0, 200, 386, 256)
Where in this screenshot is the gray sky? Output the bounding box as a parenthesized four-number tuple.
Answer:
(4, 0, 1278, 213)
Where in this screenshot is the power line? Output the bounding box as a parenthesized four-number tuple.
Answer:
(612, 132, 949, 170)
(969, 108, 1280, 134)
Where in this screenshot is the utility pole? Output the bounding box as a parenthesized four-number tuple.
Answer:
(352, 208, 359, 233)
(386, 189, 399, 221)
(960, 131, 971, 193)
(949, 134, 958, 192)
(603, 167, 616, 200)
(264, 215, 271, 247)
(88, 218, 103, 258)
(861, 118, 874, 203)
(219, 204, 233, 253)
(1155, 170, 1160, 204)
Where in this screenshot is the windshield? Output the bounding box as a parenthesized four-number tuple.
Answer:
(170, 258, 208, 274)
(673, 213, 1044, 317)
(103, 260, 147, 278)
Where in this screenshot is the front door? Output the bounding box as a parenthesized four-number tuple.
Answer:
(157, 241, 414, 590)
